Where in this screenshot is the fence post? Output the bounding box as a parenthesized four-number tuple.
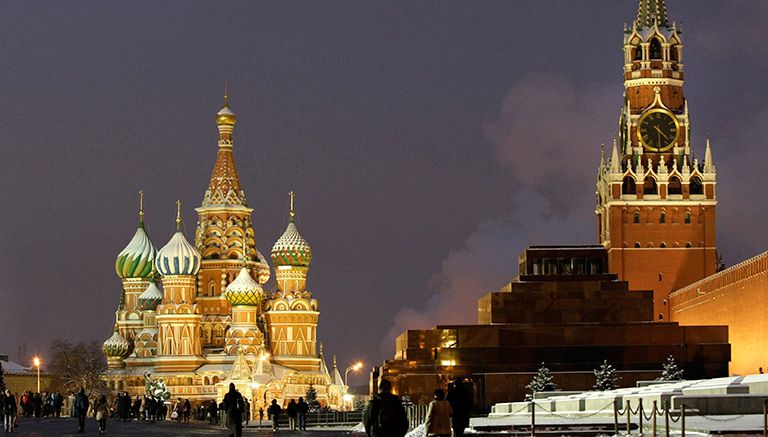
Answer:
(665, 401, 670, 437)
(614, 400, 619, 435)
(626, 400, 631, 434)
(530, 400, 535, 437)
(653, 400, 657, 437)
(681, 403, 685, 437)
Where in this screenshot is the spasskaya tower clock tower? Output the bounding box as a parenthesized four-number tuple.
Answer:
(596, 0, 717, 321)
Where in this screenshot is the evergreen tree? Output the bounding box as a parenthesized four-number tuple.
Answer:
(593, 360, 620, 391)
(306, 384, 320, 412)
(657, 355, 684, 381)
(526, 362, 557, 396)
(0, 361, 5, 392)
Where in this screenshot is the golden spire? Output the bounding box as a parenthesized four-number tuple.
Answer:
(175, 200, 182, 230)
(138, 190, 145, 224)
(242, 233, 248, 268)
(223, 81, 229, 107)
(289, 191, 295, 222)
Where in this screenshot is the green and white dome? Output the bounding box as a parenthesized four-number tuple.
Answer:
(138, 282, 163, 311)
(102, 327, 131, 359)
(272, 221, 312, 267)
(115, 223, 157, 279)
(225, 267, 264, 306)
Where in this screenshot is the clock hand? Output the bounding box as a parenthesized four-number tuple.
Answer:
(653, 125, 671, 141)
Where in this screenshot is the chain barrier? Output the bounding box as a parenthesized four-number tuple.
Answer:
(532, 401, 616, 420)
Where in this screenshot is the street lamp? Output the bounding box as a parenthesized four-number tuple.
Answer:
(343, 361, 363, 411)
(344, 361, 363, 387)
(32, 356, 41, 393)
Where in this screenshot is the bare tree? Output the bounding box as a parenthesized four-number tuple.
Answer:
(48, 340, 108, 397)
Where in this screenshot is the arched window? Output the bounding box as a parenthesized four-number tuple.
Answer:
(633, 211, 641, 224)
(685, 212, 692, 224)
(670, 45, 679, 61)
(208, 280, 216, 296)
(660, 211, 666, 224)
(685, 242, 693, 248)
(668, 176, 682, 195)
(690, 176, 704, 195)
(634, 45, 643, 61)
(649, 38, 662, 60)
(660, 242, 667, 248)
(623, 176, 636, 195)
(643, 177, 657, 195)
(634, 242, 641, 248)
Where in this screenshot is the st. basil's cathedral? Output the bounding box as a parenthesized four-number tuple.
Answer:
(101, 96, 346, 410)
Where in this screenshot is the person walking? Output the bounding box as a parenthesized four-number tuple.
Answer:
(208, 399, 218, 425)
(3, 390, 17, 433)
(183, 399, 191, 423)
(286, 399, 298, 431)
(425, 389, 452, 437)
(446, 378, 472, 437)
(223, 383, 244, 437)
(74, 388, 89, 433)
(363, 379, 408, 437)
(297, 397, 308, 431)
(94, 395, 109, 435)
(258, 407, 264, 428)
(267, 399, 281, 432)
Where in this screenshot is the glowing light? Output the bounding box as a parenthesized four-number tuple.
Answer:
(33, 357, 41, 367)
(250, 382, 261, 389)
(343, 394, 353, 402)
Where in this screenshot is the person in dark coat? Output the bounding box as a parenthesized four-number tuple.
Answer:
(297, 397, 309, 431)
(3, 390, 18, 433)
(267, 399, 281, 432)
(223, 383, 244, 437)
(286, 399, 298, 431)
(363, 379, 408, 437)
(446, 378, 473, 437)
(74, 388, 89, 433)
(208, 399, 218, 425)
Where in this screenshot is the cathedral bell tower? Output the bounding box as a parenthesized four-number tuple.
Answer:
(596, 0, 717, 321)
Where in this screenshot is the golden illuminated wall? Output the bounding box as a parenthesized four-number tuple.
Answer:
(670, 251, 768, 376)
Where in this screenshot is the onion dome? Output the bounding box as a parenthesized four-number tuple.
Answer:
(138, 282, 163, 311)
(115, 191, 157, 279)
(217, 104, 237, 127)
(155, 201, 202, 276)
(102, 326, 131, 359)
(225, 267, 264, 306)
(271, 192, 312, 267)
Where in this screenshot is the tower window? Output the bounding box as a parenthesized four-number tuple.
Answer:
(660, 242, 667, 248)
(685, 212, 692, 224)
(649, 38, 662, 60)
(670, 45, 679, 62)
(643, 177, 657, 195)
(633, 212, 641, 224)
(668, 177, 682, 195)
(685, 242, 693, 248)
(622, 177, 636, 195)
(634, 242, 641, 248)
(634, 45, 643, 61)
(660, 212, 666, 224)
(690, 176, 704, 195)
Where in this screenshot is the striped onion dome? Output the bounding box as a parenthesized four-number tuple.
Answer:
(115, 223, 157, 279)
(271, 220, 312, 267)
(155, 230, 201, 276)
(102, 327, 131, 359)
(138, 282, 163, 311)
(225, 267, 264, 306)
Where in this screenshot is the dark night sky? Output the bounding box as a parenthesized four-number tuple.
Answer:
(1, 1, 768, 386)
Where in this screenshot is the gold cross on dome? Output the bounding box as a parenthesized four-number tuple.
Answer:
(175, 200, 182, 228)
(289, 191, 295, 221)
(139, 190, 144, 222)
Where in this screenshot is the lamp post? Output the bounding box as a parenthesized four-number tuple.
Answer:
(32, 356, 41, 393)
(343, 362, 363, 411)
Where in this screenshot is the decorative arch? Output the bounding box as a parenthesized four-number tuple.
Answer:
(690, 176, 704, 195)
(649, 38, 662, 60)
(643, 176, 657, 195)
(622, 176, 636, 195)
(685, 211, 692, 224)
(668, 176, 682, 195)
(659, 210, 666, 224)
(633, 211, 641, 224)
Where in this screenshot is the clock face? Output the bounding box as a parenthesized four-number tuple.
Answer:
(638, 109, 679, 152)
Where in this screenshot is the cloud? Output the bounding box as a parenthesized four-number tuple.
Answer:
(383, 74, 613, 355)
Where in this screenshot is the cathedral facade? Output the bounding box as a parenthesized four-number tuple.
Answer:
(102, 97, 345, 409)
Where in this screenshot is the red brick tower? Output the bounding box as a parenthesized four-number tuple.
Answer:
(596, 0, 717, 321)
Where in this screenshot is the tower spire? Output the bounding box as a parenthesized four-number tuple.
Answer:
(611, 138, 620, 173)
(139, 190, 145, 225)
(637, 0, 670, 29)
(289, 191, 295, 223)
(175, 200, 182, 230)
(704, 136, 715, 173)
(203, 96, 247, 208)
